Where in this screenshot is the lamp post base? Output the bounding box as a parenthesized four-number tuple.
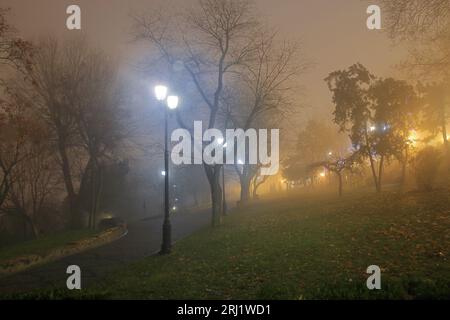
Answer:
(159, 219, 172, 255)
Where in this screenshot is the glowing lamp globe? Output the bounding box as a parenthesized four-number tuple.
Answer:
(154, 85, 168, 101)
(167, 96, 179, 110)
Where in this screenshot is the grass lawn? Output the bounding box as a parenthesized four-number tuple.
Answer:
(0, 229, 97, 263)
(13, 189, 450, 299)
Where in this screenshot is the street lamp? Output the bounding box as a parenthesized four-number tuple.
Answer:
(154, 84, 178, 255)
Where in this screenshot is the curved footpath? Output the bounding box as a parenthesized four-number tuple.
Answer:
(0, 208, 211, 295)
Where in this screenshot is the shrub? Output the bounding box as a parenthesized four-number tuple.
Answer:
(414, 146, 442, 191)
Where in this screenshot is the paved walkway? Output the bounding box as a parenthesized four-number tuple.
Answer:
(0, 209, 211, 295)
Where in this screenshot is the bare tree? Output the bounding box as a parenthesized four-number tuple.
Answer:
(382, 0, 450, 41)
(381, 0, 450, 76)
(311, 154, 356, 197)
(0, 103, 28, 210)
(11, 37, 127, 229)
(16, 38, 82, 228)
(0, 93, 59, 238)
(66, 48, 128, 227)
(132, 0, 259, 226)
(227, 31, 305, 203)
(418, 80, 450, 148)
(6, 138, 60, 238)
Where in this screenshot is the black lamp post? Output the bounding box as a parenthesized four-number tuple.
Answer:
(154, 85, 179, 255)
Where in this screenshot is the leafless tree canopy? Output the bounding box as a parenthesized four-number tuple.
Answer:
(382, 0, 450, 41)
(381, 0, 450, 75)
(131, 0, 309, 217)
(0, 8, 32, 75)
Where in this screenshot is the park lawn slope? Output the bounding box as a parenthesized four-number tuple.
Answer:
(19, 190, 450, 299)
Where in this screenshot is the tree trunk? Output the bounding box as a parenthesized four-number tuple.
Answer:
(88, 158, 103, 230)
(78, 158, 93, 207)
(89, 162, 96, 229)
(211, 177, 222, 227)
(240, 175, 251, 203)
(204, 164, 222, 227)
(19, 212, 39, 239)
(253, 175, 268, 200)
(368, 152, 379, 193)
(222, 165, 227, 216)
(365, 130, 380, 193)
(93, 164, 104, 229)
(441, 102, 448, 148)
(377, 155, 384, 193)
(400, 145, 409, 190)
(0, 174, 10, 209)
(442, 123, 448, 147)
(337, 172, 343, 197)
(238, 164, 252, 204)
(28, 217, 40, 239)
(442, 119, 450, 170)
(57, 139, 80, 229)
(252, 182, 258, 199)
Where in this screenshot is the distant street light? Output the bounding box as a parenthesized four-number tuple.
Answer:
(408, 130, 418, 146)
(154, 84, 179, 255)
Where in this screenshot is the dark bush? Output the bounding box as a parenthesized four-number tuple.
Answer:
(414, 146, 442, 191)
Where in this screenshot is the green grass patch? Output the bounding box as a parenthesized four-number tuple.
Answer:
(9, 190, 450, 299)
(0, 229, 97, 263)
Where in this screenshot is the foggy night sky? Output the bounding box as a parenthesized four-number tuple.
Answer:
(1, 0, 407, 122)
